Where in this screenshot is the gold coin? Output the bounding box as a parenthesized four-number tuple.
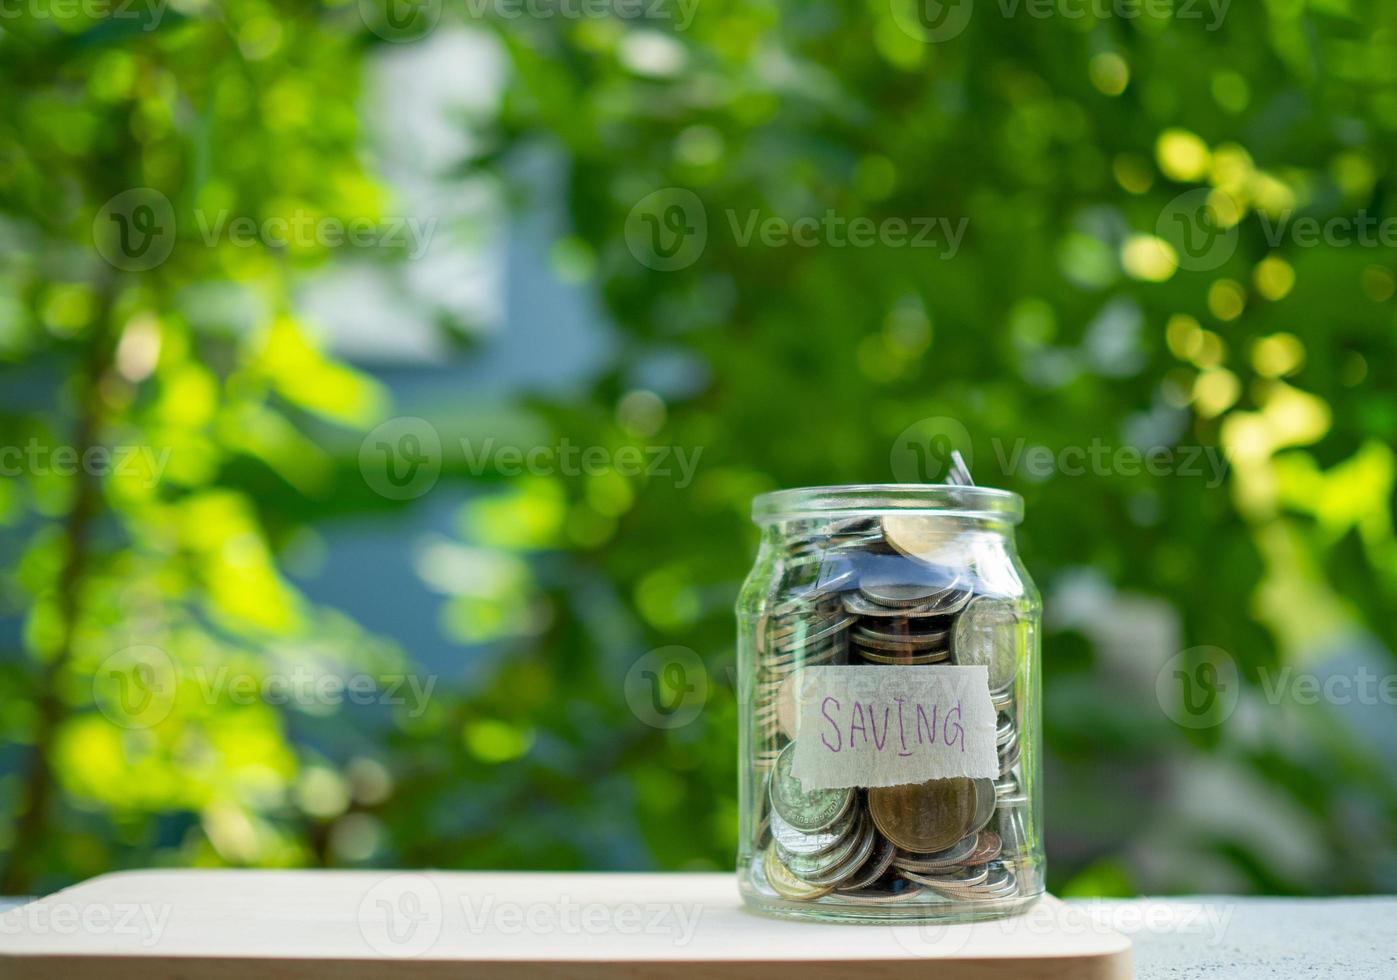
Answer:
(763, 844, 833, 900)
(881, 515, 970, 566)
(868, 778, 977, 854)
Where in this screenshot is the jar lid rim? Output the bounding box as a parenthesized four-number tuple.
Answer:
(752, 484, 1024, 524)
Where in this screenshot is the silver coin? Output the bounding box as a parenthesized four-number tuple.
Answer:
(853, 646, 950, 666)
(978, 862, 1018, 898)
(760, 645, 841, 676)
(762, 629, 845, 663)
(779, 811, 865, 876)
(857, 581, 948, 607)
(861, 582, 973, 616)
(891, 831, 980, 872)
(769, 807, 856, 857)
(996, 781, 1028, 808)
(802, 815, 880, 886)
(767, 614, 853, 653)
(768, 743, 855, 834)
(761, 653, 841, 678)
(953, 596, 1020, 692)
(833, 834, 896, 892)
(902, 863, 990, 892)
(844, 592, 961, 618)
(947, 450, 975, 487)
(998, 742, 1021, 778)
(851, 627, 949, 653)
(765, 609, 845, 643)
(833, 877, 925, 905)
(761, 644, 841, 670)
(771, 628, 848, 660)
(852, 626, 948, 644)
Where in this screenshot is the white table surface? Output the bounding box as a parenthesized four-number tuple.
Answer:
(0, 876, 1391, 977)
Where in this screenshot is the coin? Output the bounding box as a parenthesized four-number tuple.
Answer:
(851, 628, 949, 654)
(911, 863, 990, 889)
(853, 624, 950, 650)
(903, 863, 990, 894)
(833, 876, 925, 905)
(770, 807, 856, 857)
(853, 646, 950, 666)
(760, 644, 841, 676)
(843, 592, 961, 618)
(891, 830, 980, 872)
(801, 815, 880, 886)
(860, 580, 972, 616)
(834, 834, 896, 892)
(996, 774, 1028, 808)
(767, 613, 852, 652)
(769, 743, 854, 833)
(947, 450, 975, 487)
(953, 596, 1019, 692)
(979, 861, 1019, 898)
(965, 778, 998, 839)
(858, 581, 948, 607)
(762, 629, 844, 664)
(881, 515, 971, 566)
(868, 777, 977, 854)
(779, 819, 864, 877)
(963, 829, 1002, 866)
(888, 843, 977, 876)
(821, 517, 884, 551)
(764, 845, 833, 900)
(998, 739, 1021, 778)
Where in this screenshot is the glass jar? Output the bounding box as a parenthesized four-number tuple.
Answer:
(735, 485, 1043, 923)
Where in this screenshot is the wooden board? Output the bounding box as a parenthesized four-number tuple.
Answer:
(0, 871, 1130, 979)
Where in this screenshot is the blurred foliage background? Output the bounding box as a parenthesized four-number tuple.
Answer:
(1, 0, 1395, 899)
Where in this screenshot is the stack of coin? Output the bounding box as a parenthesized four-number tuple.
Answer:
(753, 594, 850, 770)
(844, 570, 967, 664)
(748, 510, 1034, 910)
(763, 745, 895, 898)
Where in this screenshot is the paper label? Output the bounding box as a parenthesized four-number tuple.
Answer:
(789, 665, 999, 791)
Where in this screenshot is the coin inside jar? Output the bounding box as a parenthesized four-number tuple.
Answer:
(834, 834, 896, 893)
(881, 514, 972, 566)
(965, 777, 998, 838)
(868, 777, 978, 854)
(953, 596, 1020, 692)
(763, 844, 834, 900)
(769, 742, 854, 833)
(843, 592, 964, 618)
(770, 807, 857, 858)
